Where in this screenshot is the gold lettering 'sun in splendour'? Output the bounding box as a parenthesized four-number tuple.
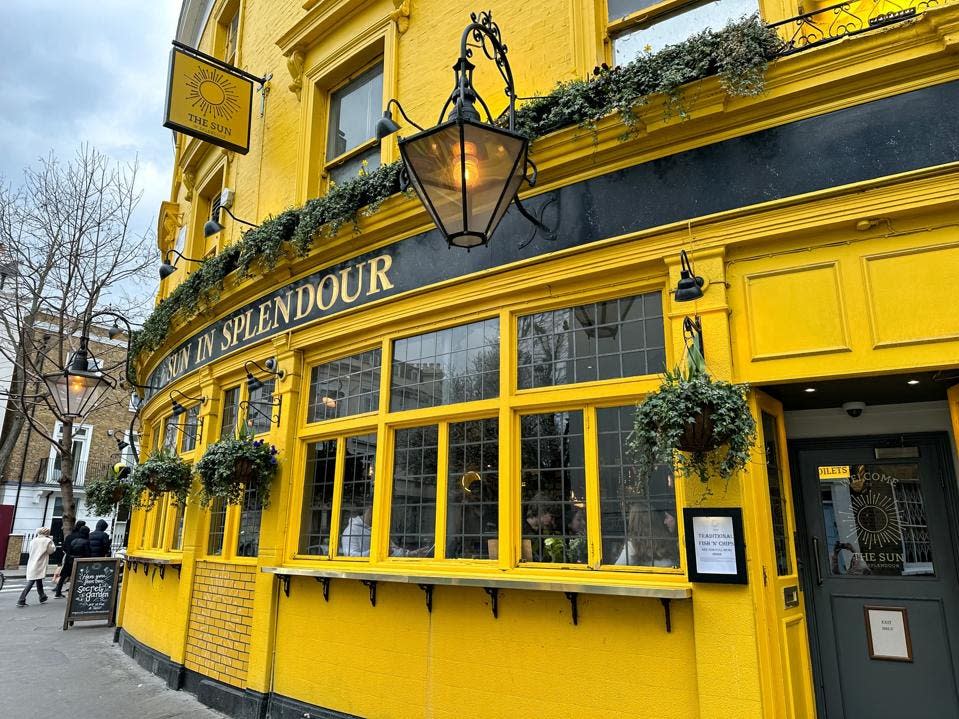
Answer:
(164, 48, 253, 154)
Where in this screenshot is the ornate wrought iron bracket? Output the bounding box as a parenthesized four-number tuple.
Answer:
(418, 583, 434, 613)
(362, 580, 378, 607)
(484, 587, 499, 618)
(315, 576, 330, 601)
(516, 195, 557, 249)
(240, 398, 282, 428)
(565, 592, 579, 626)
(158, 565, 166, 580)
(661, 598, 672, 633)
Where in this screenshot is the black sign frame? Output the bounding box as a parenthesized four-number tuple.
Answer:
(683, 507, 748, 585)
(62, 557, 121, 630)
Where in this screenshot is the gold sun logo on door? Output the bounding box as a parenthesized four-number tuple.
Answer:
(840, 491, 902, 550)
(185, 68, 240, 121)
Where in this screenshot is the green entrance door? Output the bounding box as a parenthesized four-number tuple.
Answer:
(796, 434, 959, 718)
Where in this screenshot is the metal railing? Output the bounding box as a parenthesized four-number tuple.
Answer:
(35, 458, 116, 488)
(771, 0, 951, 55)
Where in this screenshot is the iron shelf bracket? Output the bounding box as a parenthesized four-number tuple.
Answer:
(315, 576, 330, 601)
(158, 565, 165, 580)
(565, 592, 579, 626)
(418, 584, 434, 613)
(661, 598, 672, 633)
(362, 580, 377, 607)
(484, 587, 499, 618)
(279, 574, 291, 598)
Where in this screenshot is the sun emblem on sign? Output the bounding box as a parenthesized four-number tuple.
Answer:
(185, 68, 240, 121)
(839, 491, 901, 550)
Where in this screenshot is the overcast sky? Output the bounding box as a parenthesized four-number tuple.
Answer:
(0, 1, 181, 309)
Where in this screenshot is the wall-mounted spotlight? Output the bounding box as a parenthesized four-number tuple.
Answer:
(159, 249, 206, 280)
(204, 205, 259, 239)
(674, 250, 706, 303)
(169, 389, 207, 417)
(244, 358, 285, 393)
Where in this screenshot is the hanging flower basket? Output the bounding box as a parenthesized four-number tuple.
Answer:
(195, 434, 278, 507)
(85, 465, 133, 516)
(129, 450, 193, 508)
(630, 341, 756, 485)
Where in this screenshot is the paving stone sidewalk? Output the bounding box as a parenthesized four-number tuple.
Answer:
(0, 578, 225, 719)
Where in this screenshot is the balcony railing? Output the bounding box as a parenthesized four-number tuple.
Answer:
(35, 458, 117, 488)
(771, 0, 951, 55)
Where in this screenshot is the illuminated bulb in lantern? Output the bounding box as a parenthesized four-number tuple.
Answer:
(452, 140, 480, 191)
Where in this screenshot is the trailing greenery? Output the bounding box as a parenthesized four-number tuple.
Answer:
(194, 433, 278, 507)
(129, 449, 193, 509)
(84, 465, 132, 516)
(629, 341, 756, 485)
(131, 15, 779, 366)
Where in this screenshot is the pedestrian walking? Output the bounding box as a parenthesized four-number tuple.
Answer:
(54, 520, 86, 598)
(16, 528, 55, 607)
(89, 519, 111, 557)
(70, 525, 92, 559)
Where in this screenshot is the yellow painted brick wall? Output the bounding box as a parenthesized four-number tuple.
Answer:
(184, 561, 256, 688)
(119, 566, 183, 660)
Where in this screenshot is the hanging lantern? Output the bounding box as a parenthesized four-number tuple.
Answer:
(42, 342, 115, 419)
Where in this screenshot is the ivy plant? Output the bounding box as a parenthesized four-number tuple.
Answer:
(629, 341, 756, 485)
(129, 449, 193, 509)
(131, 15, 780, 369)
(194, 433, 278, 507)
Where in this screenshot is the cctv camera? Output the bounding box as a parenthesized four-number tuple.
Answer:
(842, 401, 866, 418)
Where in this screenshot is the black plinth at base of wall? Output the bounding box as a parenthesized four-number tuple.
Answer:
(116, 629, 361, 719)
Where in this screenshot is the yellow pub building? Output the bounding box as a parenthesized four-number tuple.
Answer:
(118, 0, 959, 717)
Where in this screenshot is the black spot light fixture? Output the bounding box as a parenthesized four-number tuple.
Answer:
(169, 389, 207, 417)
(244, 358, 285, 393)
(159, 249, 206, 280)
(376, 11, 547, 249)
(674, 250, 706, 303)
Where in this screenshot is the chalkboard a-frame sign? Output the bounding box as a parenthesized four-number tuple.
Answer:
(63, 557, 121, 630)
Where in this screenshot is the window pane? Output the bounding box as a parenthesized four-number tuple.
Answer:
(762, 412, 791, 575)
(328, 145, 381, 185)
(390, 318, 499, 411)
(300, 440, 338, 555)
(181, 405, 201, 452)
(220, 386, 240, 440)
(152, 500, 168, 549)
(308, 350, 382, 422)
(236, 486, 262, 557)
(520, 411, 587, 564)
(171, 502, 185, 551)
(598, 405, 679, 568)
(246, 379, 276, 435)
(207, 497, 227, 555)
(327, 63, 383, 161)
(613, 0, 757, 60)
(389, 425, 437, 558)
(163, 417, 178, 452)
(517, 292, 663, 389)
(608, 0, 659, 20)
(446, 419, 498, 560)
(337, 434, 377, 558)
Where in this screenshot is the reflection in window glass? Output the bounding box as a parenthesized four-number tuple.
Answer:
(608, 0, 659, 20)
(327, 63, 383, 182)
(613, 0, 757, 60)
(390, 426, 438, 558)
(821, 462, 933, 577)
(308, 350, 381, 422)
(246, 379, 276, 435)
(390, 318, 499, 412)
(220, 386, 240, 440)
(163, 417, 178, 452)
(518, 292, 664, 389)
(520, 411, 587, 564)
(597, 406, 679, 567)
(236, 486, 262, 557)
(181, 405, 201, 452)
(446, 419, 498, 559)
(171, 502, 185, 551)
(762, 412, 791, 575)
(208, 497, 227, 555)
(337, 434, 377, 558)
(300, 440, 337, 555)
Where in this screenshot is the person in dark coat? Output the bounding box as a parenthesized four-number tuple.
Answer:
(54, 520, 86, 598)
(88, 520, 111, 557)
(69, 525, 92, 559)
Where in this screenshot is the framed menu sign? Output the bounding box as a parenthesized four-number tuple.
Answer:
(683, 508, 748, 584)
(63, 557, 121, 630)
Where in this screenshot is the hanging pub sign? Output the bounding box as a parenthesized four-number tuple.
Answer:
(683, 507, 748, 584)
(163, 44, 254, 154)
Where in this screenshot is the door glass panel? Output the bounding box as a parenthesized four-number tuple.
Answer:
(762, 412, 791, 575)
(820, 462, 934, 577)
